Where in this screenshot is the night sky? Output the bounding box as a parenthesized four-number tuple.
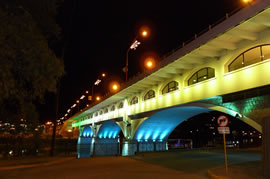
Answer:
(38, 0, 245, 123)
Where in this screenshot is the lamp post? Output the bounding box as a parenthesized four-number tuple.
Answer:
(124, 28, 149, 81)
(89, 73, 106, 103)
(76, 100, 80, 112)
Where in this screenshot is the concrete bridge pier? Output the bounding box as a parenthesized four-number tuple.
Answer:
(121, 139, 168, 156)
(263, 117, 270, 178)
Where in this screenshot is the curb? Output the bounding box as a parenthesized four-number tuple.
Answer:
(208, 170, 230, 179)
(0, 157, 74, 171)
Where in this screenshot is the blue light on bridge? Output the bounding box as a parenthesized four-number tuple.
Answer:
(137, 131, 144, 141)
(152, 130, 161, 140)
(103, 130, 108, 138)
(113, 131, 118, 138)
(108, 131, 113, 138)
(144, 131, 152, 140)
(159, 129, 170, 140)
(134, 106, 213, 141)
(97, 120, 121, 139)
(82, 126, 93, 138)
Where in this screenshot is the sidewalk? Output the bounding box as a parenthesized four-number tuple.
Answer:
(0, 156, 74, 171)
(208, 161, 263, 179)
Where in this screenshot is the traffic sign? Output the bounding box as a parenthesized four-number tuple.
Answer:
(218, 127, 230, 134)
(217, 115, 229, 127)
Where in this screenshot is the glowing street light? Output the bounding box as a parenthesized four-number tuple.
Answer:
(112, 84, 118, 90)
(96, 96, 101, 101)
(112, 83, 120, 92)
(141, 30, 148, 37)
(130, 40, 141, 50)
(89, 73, 106, 101)
(94, 79, 102, 85)
(124, 26, 150, 81)
(242, 0, 252, 3)
(80, 95, 85, 100)
(144, 57, 155, 70)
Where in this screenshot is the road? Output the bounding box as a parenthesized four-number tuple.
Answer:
(0, 150, 261, 179)
(133, 149, 261, 174)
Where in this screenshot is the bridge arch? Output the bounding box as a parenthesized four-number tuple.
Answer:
(96, 120, 122, 139)
(77, 125, 94, 158)
(81, 125, 94, 137)
(133, 104, 261, 141)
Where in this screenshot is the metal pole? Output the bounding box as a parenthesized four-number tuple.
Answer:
(125, 48, 130, 81)
(91, 85, 94, 101)
(223, 133, 228, 173)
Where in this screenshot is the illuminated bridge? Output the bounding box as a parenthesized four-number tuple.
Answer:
(61, 0, 270, 174)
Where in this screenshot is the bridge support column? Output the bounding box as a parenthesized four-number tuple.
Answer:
(263, 117, 270, 178)
(122, 140, 137, 156)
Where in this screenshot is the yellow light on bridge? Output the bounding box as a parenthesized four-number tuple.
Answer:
(109, 81, 120, 93)
(147, 61, 153, 68)
(242, 0, 253, 4)
(113, 84, 118, 90)
(144, 57, 155, 69)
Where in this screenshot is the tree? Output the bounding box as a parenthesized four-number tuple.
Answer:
(0, 1, 64, 127)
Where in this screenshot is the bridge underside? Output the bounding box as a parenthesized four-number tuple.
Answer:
(77, 99, 263, 157)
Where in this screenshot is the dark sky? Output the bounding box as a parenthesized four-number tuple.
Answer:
(38, 0, 245, 123)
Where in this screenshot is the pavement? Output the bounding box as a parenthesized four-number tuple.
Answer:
(0, 156, 207, 179)
(208, 160, 263, 179)
(0, 149, 262, 179)
(0, 157, 74, 171)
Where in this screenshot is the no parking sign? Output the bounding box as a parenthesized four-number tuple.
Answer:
(217, 115, 230, 134)
(217, 115, 229, 127)
(217, 115, 230, 173)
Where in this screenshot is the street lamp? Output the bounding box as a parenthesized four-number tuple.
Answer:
(112, 84, 118, 91)
(76, 100, 80, 112)
(124, 27, 150, 81)
(110, 82, 120, 93)
(89, 73, 106, 102)
(144, 57, 155, 70)
(242, 0, 252, 3)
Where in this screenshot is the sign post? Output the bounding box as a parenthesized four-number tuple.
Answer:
(217, 115, 230, 173)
